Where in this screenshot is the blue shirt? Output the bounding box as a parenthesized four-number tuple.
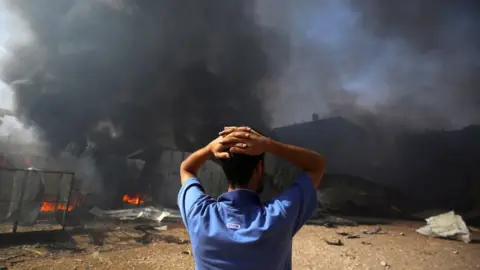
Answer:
(177, 173, 317, 270)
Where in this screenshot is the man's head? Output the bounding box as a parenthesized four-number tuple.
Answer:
(218, 151, 265, 193)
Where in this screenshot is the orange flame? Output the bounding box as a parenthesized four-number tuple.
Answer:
(40, 201, 74, 212)
(123, 193, 146, 205)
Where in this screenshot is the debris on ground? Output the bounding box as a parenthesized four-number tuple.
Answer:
(468, 226, 479, 232)
(340, 252, 356, 260)
(400, 232, 405, 236)
(88, 231, 105, 246)
(0, 222, 478, 269)
(416, 211, 471, 243)
(154, 226, 168, 231)
(380, 260, 390, 268)
(324, 239, 344, 246)
(136, 233, 154, 245)
(89, 207, 173, 222)
(181, 250, 192, 255)
(308, 215, 358, 227)
(336, 232, 360, 239)
(47, 243, 86, 253)
(22, 247, 47, 255)
(362, 225, 382, 235)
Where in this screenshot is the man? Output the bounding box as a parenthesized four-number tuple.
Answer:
(178, 126, 326, 270)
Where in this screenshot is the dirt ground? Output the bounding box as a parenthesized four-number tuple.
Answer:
(0, 221, 479, 270)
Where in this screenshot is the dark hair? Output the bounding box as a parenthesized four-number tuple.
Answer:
(218, 151, 264, 188)
(217, 128, 267, 187)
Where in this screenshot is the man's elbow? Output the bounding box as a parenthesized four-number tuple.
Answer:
(308, 156, 326, 188)
(180, 160, 188, 172)
(317, 155, 326, 176)
(180, 161, 195, 182)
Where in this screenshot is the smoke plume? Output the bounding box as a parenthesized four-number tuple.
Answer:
(258, 0, 480, 130)
(1, 0, 282, 155)
(1, 0, 479, 156)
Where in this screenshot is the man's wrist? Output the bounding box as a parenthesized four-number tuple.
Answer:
(264, 137, 279, 154)
(205, 143, 214, 155)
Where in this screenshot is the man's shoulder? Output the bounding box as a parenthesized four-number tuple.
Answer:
(263, 173, 318, 215)
(270, 173, 316, 200)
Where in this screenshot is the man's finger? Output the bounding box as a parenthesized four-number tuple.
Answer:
(219, 132, 252, 143)
(219, 126, 237, 136)
(226, 126, 251, 132)
(219, 126, 252, 136)
(229, 147, 248, 155)
(214, 152, 231, 159)
(218, 136, 246, 145)
(233, 143, 248, 149)
(218, 130, 231, 136)
(216, 142, 233, 151)
(229, 131, 252, 138)
(228, 126, 260, 136)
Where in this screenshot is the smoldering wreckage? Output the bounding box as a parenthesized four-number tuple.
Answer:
(1, 111, 479, 245)
(0, 0, 479, 266)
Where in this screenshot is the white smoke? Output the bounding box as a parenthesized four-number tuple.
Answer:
(0, 2, 39, 145)
(0, 3, 103, 194)
(0, 82, 41, 145)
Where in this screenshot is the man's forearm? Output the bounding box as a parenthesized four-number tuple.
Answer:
(266, 139, 326, 187)
(180, 145, 211, 184)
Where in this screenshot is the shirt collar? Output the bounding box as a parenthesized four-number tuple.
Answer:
(218, 189, 261, 208)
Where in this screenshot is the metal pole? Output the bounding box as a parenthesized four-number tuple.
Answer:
(10, 171, 17, 233)
(54, 173, 63, 214)
(12, 170, 31, 233)
(61, 174, 75, 230)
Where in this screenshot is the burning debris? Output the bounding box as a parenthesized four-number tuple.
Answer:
(39, 202, 74, 213)
(0, 167, 75, 232)
(122, 193, 146, 206)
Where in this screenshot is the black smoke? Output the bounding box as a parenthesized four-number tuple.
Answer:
(2, 0, 479, 153)
(2, 0, 284, 155)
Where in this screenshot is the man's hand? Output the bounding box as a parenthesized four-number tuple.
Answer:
(209, 136, 233, 159)
(218, 126, 270, 156)
(219, 126, 326, 188)
(180, 136, 235, 184)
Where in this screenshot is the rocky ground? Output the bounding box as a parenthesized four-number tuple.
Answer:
(0, 221, 479, 270)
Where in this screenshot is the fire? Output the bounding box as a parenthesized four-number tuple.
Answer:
(123, 193, 146, 205)
(40, 201, 74, 212)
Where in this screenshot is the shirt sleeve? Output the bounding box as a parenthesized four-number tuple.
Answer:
(177, 177, 210, 228)
(273, 173, 318, 235)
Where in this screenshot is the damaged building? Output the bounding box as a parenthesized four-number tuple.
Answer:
(270, 116, 480, 221)
(2, 113, 479, 225)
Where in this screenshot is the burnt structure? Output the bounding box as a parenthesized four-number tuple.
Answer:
(271, 116, 480, 218)
(1, 115, 480, 222)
